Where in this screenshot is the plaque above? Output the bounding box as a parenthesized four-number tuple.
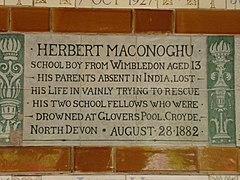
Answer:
(0, 34, 236, 146)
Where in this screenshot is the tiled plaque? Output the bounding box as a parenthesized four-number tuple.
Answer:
(21, 34, 209, 146)
(0, 34, 237, 146)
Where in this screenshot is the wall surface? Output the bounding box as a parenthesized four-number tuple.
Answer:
(0, 0, 240, 180)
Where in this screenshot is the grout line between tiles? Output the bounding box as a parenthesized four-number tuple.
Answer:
(71, 146, 74, 173)
(112, 147, 117, 173)
(172, 9, 176, 34)
(197, 147, 200, 174)
(50, 7, 52, 32)
(8, 7, 11, 32)
(132, 9, 135, 34)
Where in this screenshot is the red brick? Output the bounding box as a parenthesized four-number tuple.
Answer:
(74, 147, 113, 172)
(52, 8, 132, 33)
(134, 10, 173, 33)
(116, 147, 197, 172)
(0, 8, 9, 32)
(0, 147, 71, 172)
(11, 8, 50, 32)
(200, 147, 238, 172)
(176, 10, 240, 34)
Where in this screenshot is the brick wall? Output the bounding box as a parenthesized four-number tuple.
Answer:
(0, 6, 240, 177)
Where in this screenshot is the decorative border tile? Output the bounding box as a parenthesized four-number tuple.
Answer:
(42, 175, 125, 180)
(209, 175, 238, 180)
(226, 0, 236, 9)
(127, 175, 208, 180)
(34, 0, 75, 7)
(0, 177, 11, 180)
(12, 176, 42, 180)
(5, 0, 33, 6)
(207, 36, 235, 145)
(1, 175, 240, 180)
(0, 34, 24, 145)
(76, 0, 92, 8)
(1, 0, 239, 9)
(199, 0, 225, 9)
(158, 0, 198, 9)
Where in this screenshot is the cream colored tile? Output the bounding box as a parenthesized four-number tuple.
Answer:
(91, 0, 120, 8)
(158, 0, 174, 9)
(199, 0, 226, 9)
(124, 0, 158, 9)
(34, 0, 75, 7)
(5, 0, 33, 6)
(133, 36, 208, 146)
(76, 0, 92, 7)
(127, 175, 208, 180)
(209, 176, 238, 180)
(22, 34, 210, 147)
(0, 176, 11, 180)
(58, 0, 75, 7)
(77, 0, 158, 9)
(23, 34, 82, 145)
(235, 0, 240, 9)
(80, 35, 138, 146)
(0, 0, 4, 5)
(43, 175, 125, 180)
(191, 37, 208, 145)
(174, 0, 198, 9)
(226, 0, 236, 9)
(158, 0, 198, 9)
(91, 0, 158, 9)
(33, 0, 49, 6)
(12, 176, 41, 180)
(136, 35, 192, 89)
